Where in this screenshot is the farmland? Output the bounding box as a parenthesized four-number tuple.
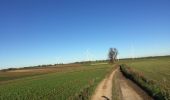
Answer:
(0, 64, 113, 100)
(121, 56, 170, 88)
(0, 64, 83, 82)
(0, 56, 170, 100)
(119, 56, 170, 99)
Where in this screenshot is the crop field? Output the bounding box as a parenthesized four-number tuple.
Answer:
(0, 64, 113, 100)
(1, 56, 170, 100)
(121, 56, 170, 88)
(119, 56, 170, 99)
(0, 64, 83, 82)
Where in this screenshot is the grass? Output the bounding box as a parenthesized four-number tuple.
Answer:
(122, 56, 170, 88)
(119, 56, 170, 100)
(112, 70, 121, 100)
(0, 64, 113, 100)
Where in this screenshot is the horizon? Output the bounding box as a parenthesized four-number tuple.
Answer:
(0, 0, 170, 69)
(1, 55, 170, 70)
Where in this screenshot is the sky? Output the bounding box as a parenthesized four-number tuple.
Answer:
(0, 0, 170, 69)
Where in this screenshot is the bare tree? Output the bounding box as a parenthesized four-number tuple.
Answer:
(108, 48, 118, 64)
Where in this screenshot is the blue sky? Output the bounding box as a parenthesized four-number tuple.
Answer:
(0, 0, 170, 68)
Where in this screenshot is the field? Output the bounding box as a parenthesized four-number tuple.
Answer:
(0, 64, 85, 82)
(120, 56, 170, 88)
(0, 64, 113, 100)
(1, 56, 170, 100)
(119, 56, 170, 99)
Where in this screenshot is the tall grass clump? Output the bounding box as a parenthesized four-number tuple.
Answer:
(120, 64, 170, 100)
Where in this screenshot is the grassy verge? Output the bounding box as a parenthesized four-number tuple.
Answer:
(112, 70, 122, 100)
(120, 64, 170, 100)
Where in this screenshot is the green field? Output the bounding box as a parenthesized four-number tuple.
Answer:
(120, 56, 170, 88)
(0, 64, 113, 100)
(1, 56, 170, 100)
(119, 56, 170, 99)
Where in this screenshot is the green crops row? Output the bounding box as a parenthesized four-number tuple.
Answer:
(120, 64, 170, 100)
(0, 65, 112, 100)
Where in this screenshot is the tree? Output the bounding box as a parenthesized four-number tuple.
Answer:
(108, 48, 118, 64)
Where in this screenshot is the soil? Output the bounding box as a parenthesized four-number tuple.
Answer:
(91, 67, 152, 100)
(91, 69, 117, 100)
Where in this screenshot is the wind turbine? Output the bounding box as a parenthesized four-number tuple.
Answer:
(85, 49, 90, 61)
(117, 54, 119, 62)
(85, 49, 95, 61)
(131, 43, 135, 60)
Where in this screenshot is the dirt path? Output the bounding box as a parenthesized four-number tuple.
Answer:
(91, 67, 152, 100)
(118, 70, 152, 100)
(91, 69, 117, 100)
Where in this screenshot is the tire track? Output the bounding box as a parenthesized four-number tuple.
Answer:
(91, 69, 117, 100)
(91, 67, 152, 100)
